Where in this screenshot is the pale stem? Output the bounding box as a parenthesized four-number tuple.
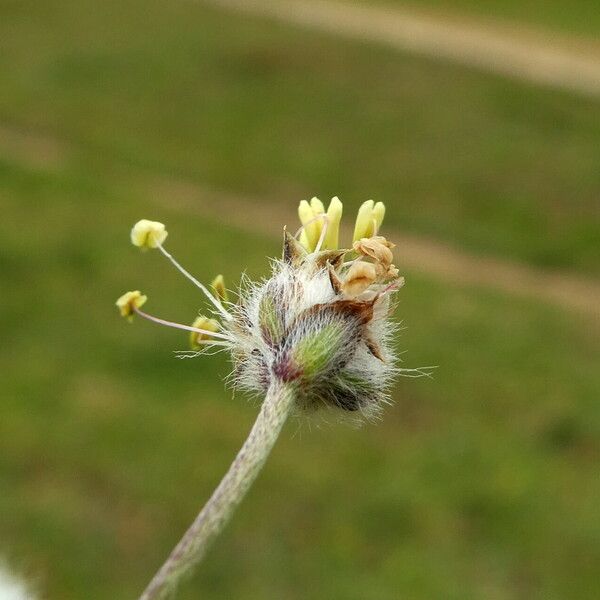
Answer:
(139, 382, 296, 600)
(156, 243, 232, 321)
(313, 215, 329, 253)
(133, 307, 231, 341)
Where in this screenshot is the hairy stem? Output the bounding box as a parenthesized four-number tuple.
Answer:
(139, 382, 295, 600)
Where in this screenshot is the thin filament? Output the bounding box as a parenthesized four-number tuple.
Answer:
(133, 307, 231, 341)
(294, 213, 327, 241)
(372, 217, 379, 236)
(156, 243, 232, 321)
(313, 215, 329, 253)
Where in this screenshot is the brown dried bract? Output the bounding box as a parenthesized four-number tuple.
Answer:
(353, 236, 395, 266)
(282, 229, 307, 266)
(343, 261, 377, 297)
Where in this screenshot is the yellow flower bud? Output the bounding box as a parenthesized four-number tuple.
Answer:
(211, 274, 228, 303)
(352, 200, 375, 241)
(309, 196, 325, 216)
(116, 290, 147, 321)
(299, 230, 310, 250)
(372, 202, 386, 233)
(298, 200, 320, 251)
(190, 316, 221, 350)
(352, 200, 388, 241)
(130, 219, 168, 249)
(323, 196, 343, 250)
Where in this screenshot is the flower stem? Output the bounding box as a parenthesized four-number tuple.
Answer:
(139, 382, 296, 600)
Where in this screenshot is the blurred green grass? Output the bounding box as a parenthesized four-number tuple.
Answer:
(0, 1, 599, 599)
(1, 0, 599, 275)
(1, 159, 598, 599)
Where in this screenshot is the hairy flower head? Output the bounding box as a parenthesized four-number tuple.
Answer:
(117, 198, 418, 421)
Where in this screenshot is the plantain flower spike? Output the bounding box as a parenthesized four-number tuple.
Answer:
(117, 198, 421, 419)
(131, 219, 168, 249)
(116, 290, 147, 321)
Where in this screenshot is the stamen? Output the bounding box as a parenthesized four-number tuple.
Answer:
(298, 200, 320, 250)
(371, 217, 379, 236)
(294, 213, 324, 239)
(294, 213, 329, 254)
(132, 306, 231, 340)
(313, 215, 330, 253)
(372, 201, 386, 233)
(156, 243, 232, 321)
(323, 196, 343, 250)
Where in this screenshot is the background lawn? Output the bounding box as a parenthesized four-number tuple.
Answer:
(1, 1, 599, 275)
(0, 1, 598, 599)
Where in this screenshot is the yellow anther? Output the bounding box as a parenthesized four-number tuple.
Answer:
(190, 316, 221, 350)
(323, 196, 343, 250)
(116, 290, 147, 321)
(353, 200, 375, 241)
(211, 274, 228, 303)
(352, 200, 386, 241)
(309, 196, 325, 216)
(130, 219, 168, 249)
(298, 197, 331, 251)
(299, 196, 385, 251)
(299, 230, 310, 250)
(298, 200, 320, 251)
(372, 202, 386, 234)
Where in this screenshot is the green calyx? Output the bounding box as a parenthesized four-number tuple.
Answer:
(292, 322, 346, 380)
(259, 294, 284, 344)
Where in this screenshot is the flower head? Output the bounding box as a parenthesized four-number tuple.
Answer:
(227, 197, 407, 419)
(117, 198, 417, 420)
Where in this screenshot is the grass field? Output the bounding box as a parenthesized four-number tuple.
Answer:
(0, 1, 599, 599)
(1, 1, 599, 275)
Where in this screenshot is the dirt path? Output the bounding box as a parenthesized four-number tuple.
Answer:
(0, 125, 68, 170)
(143, 178, 600, 319)
(203, 0, 600, 98)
